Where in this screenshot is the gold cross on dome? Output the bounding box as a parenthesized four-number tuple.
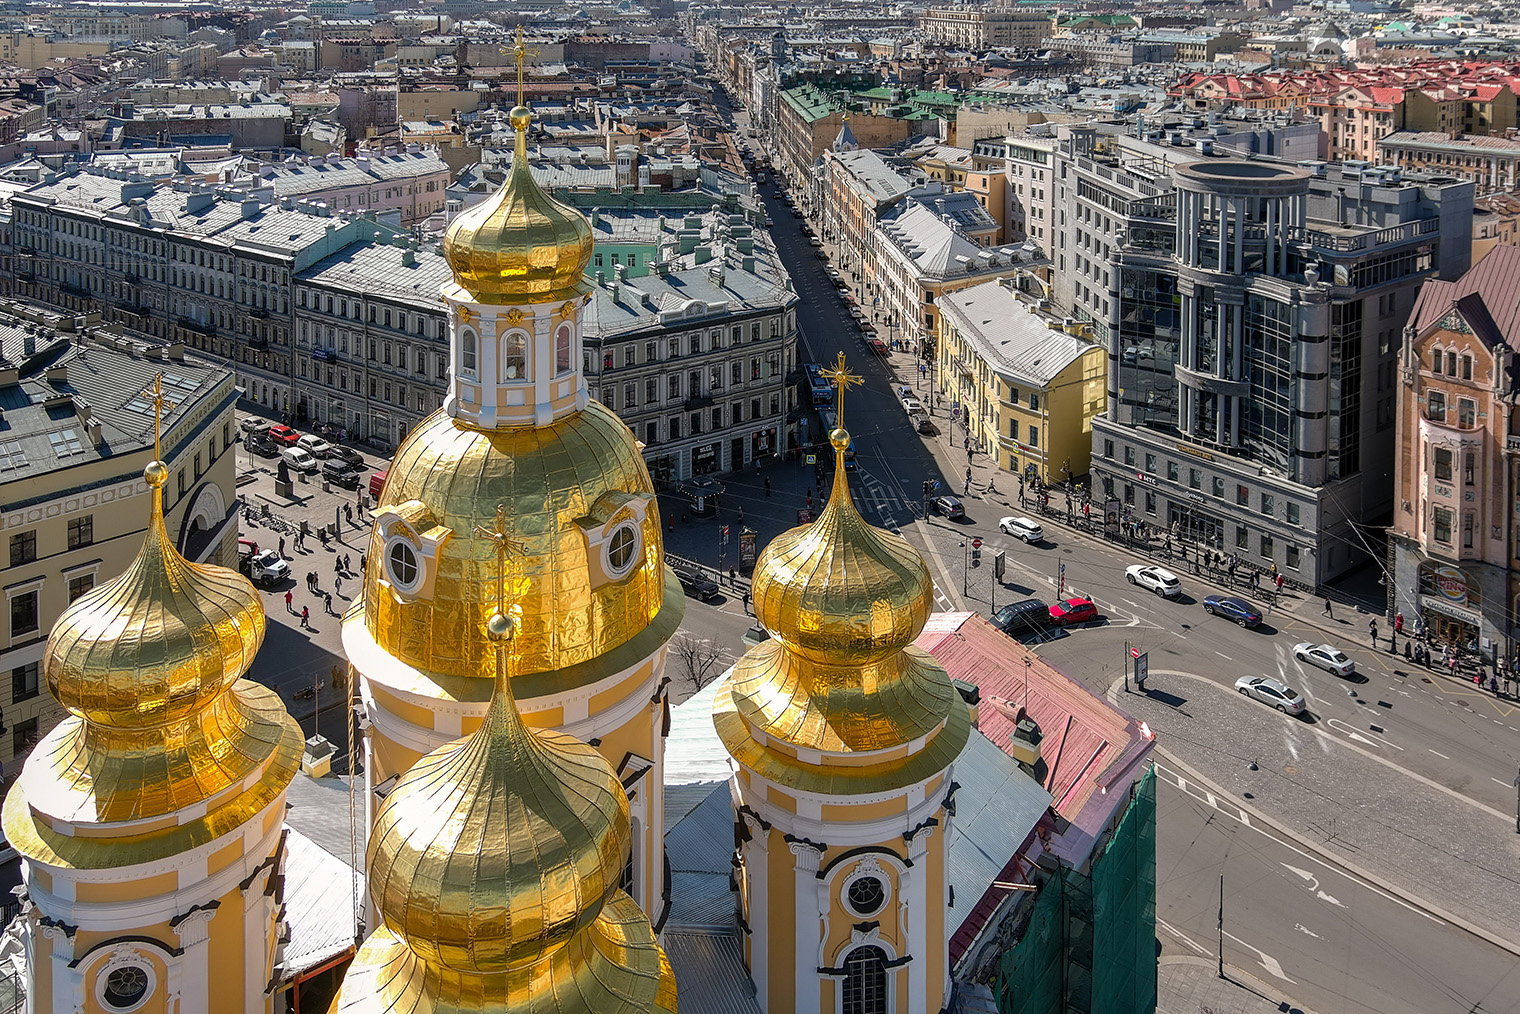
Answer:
(149, 373, 174, 462)
(473, 503, 528, 618)
(509, 28, 539, 108)
(822, 352, 862, 429)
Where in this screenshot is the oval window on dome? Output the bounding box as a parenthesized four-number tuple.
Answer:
(501, 331, 527, 381)
(385, 538, 421, 593)
(605, 523, 640, 578)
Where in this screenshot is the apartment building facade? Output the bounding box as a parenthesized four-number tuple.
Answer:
(1389, 245, 1520, 657)
(918, 6, 1053, 51)
(1053, 128, 1474, 586)
(1378, 131, 1520, 196)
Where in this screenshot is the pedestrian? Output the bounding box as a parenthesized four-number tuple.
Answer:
(806, 486, 813, 500)
(1270, 562, 1278, 579)
(335, 575, 342, 597)
(284, 590, 293, 613)
(1394, 611, 1404, 633)
(964, 475, 971, 496)
(278, 537, 286, 557)
(344, 504, 353, 525)
(729, 568, 737, 584)
(325, 592, 335, 616)
(300, 606, 311, 629)
(1369, 619, 1378, 646)
(737, 506, 745, 525)
(334, 558, 342, 576)
(764, 476, 772, 497)
(331, 664, 342, 689)
(360, 554, 367, 575)
(1323, 596, 1333, 618)
(344, 553, 351, 572)
(742, 589, 751, 614)
(668, 514, 675, 532)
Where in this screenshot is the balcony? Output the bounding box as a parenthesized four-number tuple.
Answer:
(60, 281, 92, 299)
(177, 316, 215, 336)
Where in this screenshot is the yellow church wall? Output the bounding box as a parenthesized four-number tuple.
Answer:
(369, 684, 443, 732)
(372, 734, 425, 784)
(817, 856, 904, 961)
(819, 795, 906, 822)
(207, 835, 247, 877)
(30, 920, 52, 1013)
(207, 883, 251, 1009)
(30, 868, 50, 894)
(766, 827, 798, 1014)
(72, 871, 178, 904)
(585, 659, 653, 716)
(765, 786, 797, 814)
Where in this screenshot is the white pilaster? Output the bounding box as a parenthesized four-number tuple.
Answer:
(172, 907, 216, 1014)
(904, 827, 934, 1014)
(743, 819, 770, 1010)
(789, 840, 824, 1014)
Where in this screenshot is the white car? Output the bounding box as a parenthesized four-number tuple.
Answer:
(280, 446, 319, 473)
(1125, 564, 1181, 597)
(1234, 675, 1306, 716)
(999, 516, 1045, 543)
(902, 397, 926, 415)
(296, 434, 333, 458)
(1294, 642, 1356, 677)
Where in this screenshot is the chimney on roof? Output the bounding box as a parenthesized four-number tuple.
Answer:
(241, 197, 260, 220)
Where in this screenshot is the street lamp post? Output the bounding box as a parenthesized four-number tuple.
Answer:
(960, 540, 968, 596)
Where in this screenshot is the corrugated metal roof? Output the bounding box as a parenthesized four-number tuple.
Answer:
(664, 783, 737, 931)
(277, 827, 362, 980)
(1411, 244, 1520, 345)
(939, 281, 1099, 387)
(663, 930, 762, 1014)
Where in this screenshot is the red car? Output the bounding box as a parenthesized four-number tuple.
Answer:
(267, 424, 301, 447)
(1049, 597, 1098, 625)
(866, 336, 889, 355)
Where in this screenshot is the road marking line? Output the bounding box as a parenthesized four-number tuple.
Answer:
(1216, 651, 1232, 660)
(1493, 778, 1510, 787)
(1294, 923, 1322, 939)
(1157, 918, 1211, 957)
(1429, 749, 1450, 759)
(1222, 931, 1296, 983)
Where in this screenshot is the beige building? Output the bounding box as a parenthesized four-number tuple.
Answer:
(0, 31, 110, 69)
(1378, 131, 1520, 196)
(919, 6, 1053, 50)
(1, 312, 239, 782)
(1390, 244, 1520, 658)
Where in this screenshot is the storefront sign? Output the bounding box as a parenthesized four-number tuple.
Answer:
(1435, 565, 1467, 603)
(1421, 595, 1481, 625)
(1175, 443, 1214, 462)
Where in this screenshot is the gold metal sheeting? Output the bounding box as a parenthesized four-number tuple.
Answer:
(28, 683, 296, 825)
(712, 679, 974, 798)
(3, 683, 303, 870)
(336, 892, 677, 1014)
(45, 478, 265, 729)
(726, 640, 956, 753)
(364, 406, 668, 685)
(365, 701, 629, 973)
(442, 107, 593, 305)
(750, 460, 933, 668)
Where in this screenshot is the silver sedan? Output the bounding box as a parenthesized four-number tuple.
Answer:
(1234, 675, 1306, 716)
(1293, 642, 1356, 678)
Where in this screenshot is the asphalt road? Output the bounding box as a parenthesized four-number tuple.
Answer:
(1157, 767, 1520, 1014)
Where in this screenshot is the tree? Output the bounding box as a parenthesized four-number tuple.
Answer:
(668, 631, 732, 704)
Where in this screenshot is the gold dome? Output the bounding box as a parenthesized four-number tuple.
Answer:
(46, 463, 264, 728)
(340, 613, 677, 1013)
(363, 405, 682, 696)
(4, 460, 302, 829)
(443, 105, 593, 304)
(751, 428, 933, 667)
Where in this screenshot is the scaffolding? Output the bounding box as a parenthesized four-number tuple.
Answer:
(994, 767, 1157, 1014)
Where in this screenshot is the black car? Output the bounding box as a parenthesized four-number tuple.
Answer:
(991, 599, 1054, 639)
(675, 567, 721, 601)
(247, 432, 280, 458)
(327, 445, 365, 469)
(1202, 595, 1263, 628)
(322, 460, 363, 489)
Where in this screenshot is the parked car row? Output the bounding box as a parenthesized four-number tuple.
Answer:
(240, 416, 368, 487)
(990, 596, 1101, 639)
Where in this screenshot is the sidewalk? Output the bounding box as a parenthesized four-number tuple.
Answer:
(1158, 958, 1320, 1014)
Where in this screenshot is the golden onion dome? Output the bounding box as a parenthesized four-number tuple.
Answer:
(442, 105, 593, 304)
(752, 426, 933, 667)
(363, 404, 678, 690)
(365, 610, 629, 973)
(45, 460, 264, 728)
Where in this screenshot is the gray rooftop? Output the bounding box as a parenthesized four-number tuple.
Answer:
(832, 148, 914, 206)
(939, 281, 1098, 387)
(297, 241, 454, 306)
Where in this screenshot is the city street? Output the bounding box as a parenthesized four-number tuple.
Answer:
(1157, 767, 1520, 1014)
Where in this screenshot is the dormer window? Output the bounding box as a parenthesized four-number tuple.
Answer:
(556, 324, 573, 375)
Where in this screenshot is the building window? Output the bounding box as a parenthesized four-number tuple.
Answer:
(1144, 453, 1156, 473)
(1028, 425, 1038, 446)
(1009, 387, 1020, 405)
(669, 416, 680, 439)
(1261, 534, 1274, 559)
(1236, 484, 1250, 506)
(1434, 447, 1453, 481)
(460, 328, 477, 377)
(1433, 507, 1453, 544)
(1236, 527, 1249, 549)
(1144, 491, 1156, 514)
(1426, 391, 1444, 422)
(1458, 399, 1476, 429)
(1103, 439, 1113, 459)
(1212, 477, 1225, 498)
(842, 946, 888, 1014)
(1123, 446, 1135, 466)
(11, 662, 38, 702)
(1260, 494, 1274, 517)
(12, 718, 36, 758)
(1446, 351, 1457, 376)
(67, 515, 93, 550)
(1464, 452, 1476, 485)
(1167, 461, 1179, 481)
(1461, 354, 1472, 380)
(10, 589, 38, 637)
(9, 530, 35, 567)
(1286, 544, 1300, 570)
(68, 573, 94, 602)
(1123, 483, 1134, 505)
(501, 332, 526, 381)
(556, 325, 573, 375)
(1287, 502, 1300, 525)
(1029, 392, 1040, 410)
(1462, 512, 1475, 549)
(1188, 468, 1201, 490)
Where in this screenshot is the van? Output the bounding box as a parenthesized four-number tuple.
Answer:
(369, 470, 389, 502)
(990, 599, 1055, 640)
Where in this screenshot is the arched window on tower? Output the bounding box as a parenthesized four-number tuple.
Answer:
(556, 324, 574, 375)
(460, 327, 477, 378)
(502, 331, 527, 381)
(842, 946, 888, 1014)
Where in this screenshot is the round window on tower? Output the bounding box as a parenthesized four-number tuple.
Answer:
(604, 523, 641, 579)
(385, 537, 421, 594)
(99, 963, 152, 1013)
(846, 875, 887, 918)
